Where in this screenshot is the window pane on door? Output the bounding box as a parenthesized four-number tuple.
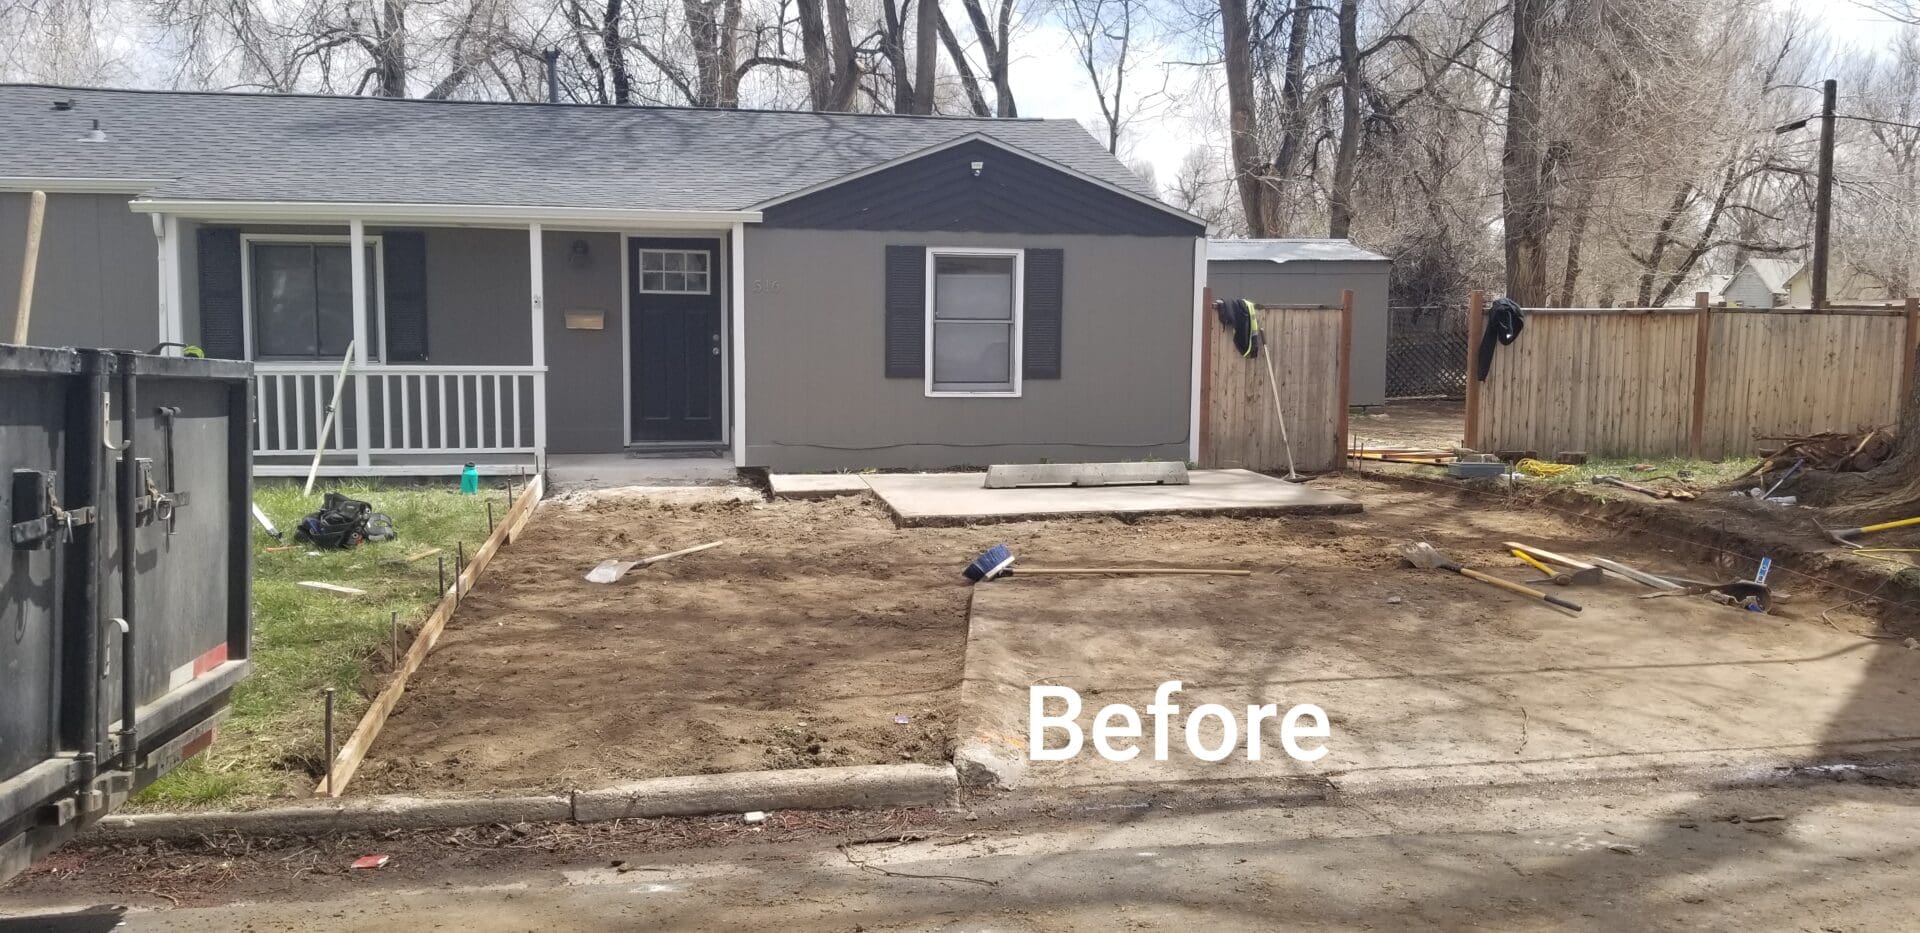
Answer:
(932, 321, 1012, 387)
(253, 244, 318, 357)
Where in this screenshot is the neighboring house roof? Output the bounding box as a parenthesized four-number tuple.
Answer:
(0, 84, 1161, 214)
(1744, 258, 1802, 294)
(1207, 238, 1389, 263)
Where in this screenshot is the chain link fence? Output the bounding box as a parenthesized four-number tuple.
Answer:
(1386, 305, 1469, 400)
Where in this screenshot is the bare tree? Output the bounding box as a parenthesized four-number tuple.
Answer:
(1057, 0, 1146, 152)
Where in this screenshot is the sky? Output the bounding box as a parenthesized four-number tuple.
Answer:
(1004, 0, 1910, 198)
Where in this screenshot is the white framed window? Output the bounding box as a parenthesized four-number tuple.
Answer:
(241, 234, 385, 361)
(638, 248, 712, 294)
(925, 247, 1023, 397)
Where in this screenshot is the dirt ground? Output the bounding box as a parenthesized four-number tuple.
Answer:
(1350, 398, 1465, 450)
(355, 472, 1892, 797)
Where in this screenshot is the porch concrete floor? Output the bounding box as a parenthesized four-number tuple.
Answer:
(863, 468, 1361, 526)
(546, 453, 737, 489)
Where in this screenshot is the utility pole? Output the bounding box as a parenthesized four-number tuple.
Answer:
(1812, 78, 1836, 310)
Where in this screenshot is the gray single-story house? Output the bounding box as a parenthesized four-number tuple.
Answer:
(1, 85, 1208, 475)
(1206, 239, 1390, 407)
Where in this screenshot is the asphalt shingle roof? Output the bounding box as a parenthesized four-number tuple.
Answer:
(0, 84, 1156, 211)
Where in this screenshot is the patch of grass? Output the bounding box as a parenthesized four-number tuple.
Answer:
(1529, 456, 1760, 492)
(133, 479, 499, 808)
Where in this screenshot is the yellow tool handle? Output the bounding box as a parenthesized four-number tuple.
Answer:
(1511, 549, 1556, 576)
(1861, 516, 1920, 534)
(1458, 567, 1582, 613)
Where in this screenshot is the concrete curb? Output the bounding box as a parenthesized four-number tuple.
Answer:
(91, 794, 573, 841)
(85, 764, 959, 842)
(574, 764, 957, 821)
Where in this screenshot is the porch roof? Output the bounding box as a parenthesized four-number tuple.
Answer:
(1, 84, 1153, 214)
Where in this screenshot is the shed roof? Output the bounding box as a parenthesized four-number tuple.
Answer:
(1745, 258, 1802, 294)
(1207, 238, 1389, 264)
(0, 84, 1159, 213)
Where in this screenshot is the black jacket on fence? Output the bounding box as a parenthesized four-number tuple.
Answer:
(1476, 297, 1525, 381)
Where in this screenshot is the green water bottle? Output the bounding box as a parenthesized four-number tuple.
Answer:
(459, 462, 479, 495)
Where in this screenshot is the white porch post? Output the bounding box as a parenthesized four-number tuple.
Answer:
(528, 223, 548, 471)
(349, 220, 372, 468)
(151, 214, 185, 350)
(730, 222, 746, 468)
(163, 215, 184, 349)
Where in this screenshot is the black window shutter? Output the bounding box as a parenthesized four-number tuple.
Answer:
(383, 231, 429, 361)
(1023, 248, 1064, 379)
(885, 245, 926, 378)
(196, 227, 244, 359)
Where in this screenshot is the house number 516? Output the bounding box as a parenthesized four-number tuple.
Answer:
(752, 279, 781, 294)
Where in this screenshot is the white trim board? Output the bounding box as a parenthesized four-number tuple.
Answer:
(1188, 236, 1207, 465)
(729, 222, 747, 468)
(0, 177, 169, 194)
(132, 199, 762, 229)
(924, 246, 1024, 399)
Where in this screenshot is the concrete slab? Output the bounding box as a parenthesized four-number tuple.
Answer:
(768, 473, 873, 499)
(957, 574, 1920, 792)
(865, 468, 1361, 526)
(547, 454, 737, 489)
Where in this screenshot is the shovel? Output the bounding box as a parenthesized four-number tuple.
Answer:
(586, 539, 727, 584)
(1402, 542, 1582, 614)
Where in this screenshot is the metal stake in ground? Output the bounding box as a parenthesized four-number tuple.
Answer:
(438, 555, 446, 597)
(486, 499, 495, 533)
(390, 611, 399, 666)
(322, 687, 336, 795)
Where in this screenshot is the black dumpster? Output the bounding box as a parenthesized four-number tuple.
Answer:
(1, 345, 252, 882)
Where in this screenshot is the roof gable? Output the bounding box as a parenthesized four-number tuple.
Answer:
(757, 136, 1203, 235)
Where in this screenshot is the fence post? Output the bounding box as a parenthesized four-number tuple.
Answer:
(1198, 287, 1214, 468)
(1338, 289, 1354, 464)
(1463, 290, 1485, 449)
(1904, 297, 1919, 425)
(1688, 291, 1712, 460)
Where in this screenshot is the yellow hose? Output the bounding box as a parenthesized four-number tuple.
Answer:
(1515, 458, 1575, 477)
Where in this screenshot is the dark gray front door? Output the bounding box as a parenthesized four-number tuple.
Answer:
(629, 237, 723, 443)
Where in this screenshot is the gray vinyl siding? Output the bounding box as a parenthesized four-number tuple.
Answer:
(1207, 259, 1390, 407)
(0, 191, 158, 350)
(743, 227, 1196, 471)
(540, 231, 625, 454)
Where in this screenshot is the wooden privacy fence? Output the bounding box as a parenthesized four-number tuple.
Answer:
(1466, 292, 1920, 460)
(1198, 289, 1352, 472)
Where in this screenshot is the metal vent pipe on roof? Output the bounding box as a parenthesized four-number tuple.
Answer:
(78, 119, 106, 142)
(544, 49, 560, 103)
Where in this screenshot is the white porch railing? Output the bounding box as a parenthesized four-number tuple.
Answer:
(254, 362, 546, 474)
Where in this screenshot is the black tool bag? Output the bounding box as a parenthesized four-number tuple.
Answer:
(295, 492, 376, 549)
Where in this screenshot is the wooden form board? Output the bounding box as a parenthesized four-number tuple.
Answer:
(1200, 301, 1348, 472)
(314, 474, 545, 797)
(1471, 305, 1911, 460)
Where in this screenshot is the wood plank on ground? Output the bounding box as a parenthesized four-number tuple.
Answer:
(313, 473, 545, 798)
